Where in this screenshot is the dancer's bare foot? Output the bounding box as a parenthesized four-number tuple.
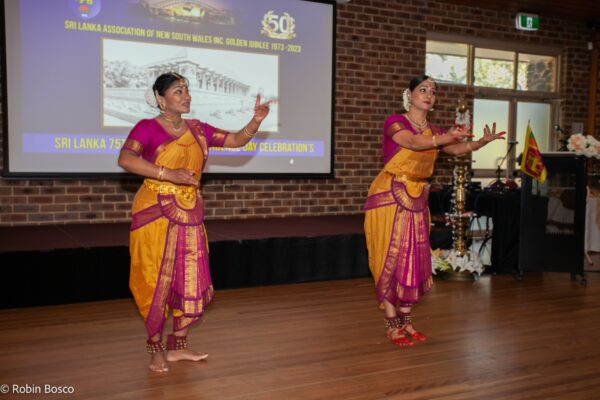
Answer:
(166, 349, 208, 362)
(386, 327, 404, 341)
(149, 352, 169, 373)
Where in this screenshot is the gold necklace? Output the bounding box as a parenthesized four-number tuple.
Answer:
(405, 113, 428, 129)
(160, 114, 184, 132)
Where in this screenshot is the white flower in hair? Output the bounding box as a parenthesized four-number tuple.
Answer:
(145, 87, 158, 108)
(402, 89, 411, 111)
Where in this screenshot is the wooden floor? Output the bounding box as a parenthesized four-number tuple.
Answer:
(2, 273, 600, 400)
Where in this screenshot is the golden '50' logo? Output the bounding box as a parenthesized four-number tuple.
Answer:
(261, 11, 296, 40)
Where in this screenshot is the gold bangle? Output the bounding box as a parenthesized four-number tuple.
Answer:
(157, 166, 165, 181)
(242, 126, 255, 138)
(432, 135, 438, 148)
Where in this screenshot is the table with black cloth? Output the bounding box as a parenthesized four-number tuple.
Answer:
(429, 189, 521, 274)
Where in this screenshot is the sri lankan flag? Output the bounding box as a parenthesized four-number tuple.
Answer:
(520, 123, 547, 183)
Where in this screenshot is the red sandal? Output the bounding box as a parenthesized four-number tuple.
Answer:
(398, 312, 427, 342)
(384, 316, 414, 347)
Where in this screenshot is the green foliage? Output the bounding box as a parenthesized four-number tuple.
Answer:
(474, 59, 513, 89)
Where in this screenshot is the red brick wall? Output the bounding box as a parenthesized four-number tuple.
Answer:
(0, 0, 594, 226)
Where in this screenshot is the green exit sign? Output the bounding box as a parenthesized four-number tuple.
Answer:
(515, 13, 539, 31)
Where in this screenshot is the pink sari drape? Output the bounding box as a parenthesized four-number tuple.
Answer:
(125, 119, 228, 338)
(364, 114, 444, 306)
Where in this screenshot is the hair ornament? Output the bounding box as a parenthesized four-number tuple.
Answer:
(402, 88, 411, 111)
(145, 87, 158, 108)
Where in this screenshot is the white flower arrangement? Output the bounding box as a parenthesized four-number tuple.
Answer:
(567, 133, 600, 159)
(431, 248, 485, 277)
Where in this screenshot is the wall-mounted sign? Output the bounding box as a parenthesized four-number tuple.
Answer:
(515, 13, 539, 31)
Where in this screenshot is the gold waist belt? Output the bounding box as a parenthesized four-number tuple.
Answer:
(384, 170, 426, 183)
(144, 180, 197, 201)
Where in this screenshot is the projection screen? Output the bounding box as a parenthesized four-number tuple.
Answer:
(1, 0, 335, 178)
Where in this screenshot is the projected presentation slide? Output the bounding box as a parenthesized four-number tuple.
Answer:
(3, 0, 334, 176)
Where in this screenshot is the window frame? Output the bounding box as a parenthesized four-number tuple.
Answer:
(426, 33, 562, 179)
(426, 32, 562, 96)
(470, 96, 559, 180)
